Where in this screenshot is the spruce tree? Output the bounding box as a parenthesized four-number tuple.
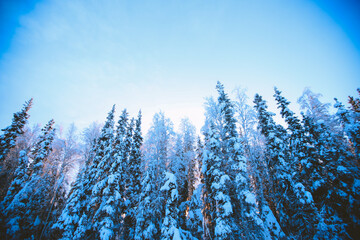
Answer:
(0, 150, 29, 211)
(0, 98, 33, 163)
(303, 111, 360, 238)
(234, 89, 274, 238)
(274, 88, 315, 186)
(74, 105, 116, 239)
(274, 88, 336, 238)
(217, 82, 264, 239)
(123, 117, 136, 237)
(0, 149, 30, 237)
(124, 111, 143, 238)
(135, 112, 173, 240)
(89, 109, 131, 240)
(203, 122, 234, 239)
(160, 171, 181, 239)
(255, 94, 323, 238)
(134, 167, 159, 240)
(3, 119, 55, 239)
(301, 114, 351, 238)
(201, 82, 264, 239)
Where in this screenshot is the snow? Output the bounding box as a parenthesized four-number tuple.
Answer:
(212, 169, 221, 176)
(92, 179, 106, 195)
(337, 189, 347, 198)
(215, 219, 231, 236)
(7, 217, 20, 233)
(312, 179, 323, 190)
(237, 161, 247, 172)
(215, 192, 226, 201)
(353, 179, 360, 192)
(161, 172, 177, 191)
(211, 182, 220, 190)
(274, 137, 282, 145)
(235, 174, 246, 184)
(100, 227, 113, 240)
(33, 162, 44, 169)
(171, 189, 179, 201)
(114, 190, 121, 201)
(234, 142, 241, 151)
(172, 227, 182, 240)
(210, 137, 220, 146)
(3, 87, 359, 240)
(188, 209, 195, 219)
(268, 132, 275, 139)
(294, 182, 314, 204)
(34, 216, 41, 226)
(103, 205, 115, 215)
(304, 191, 313, 204)
(223, 201, 233, 216)
(144, 223, 157, 238)
(163, 216, 169, 225)
(18, 150, 26, 157)
(244, 191, 256, 205)
(107, 174, 117, 185)
(220, 174, 230, 185)
(337, 165, 348, 173)
(263, 205, 285, 239)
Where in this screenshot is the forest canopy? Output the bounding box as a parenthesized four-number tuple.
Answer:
(0, 83, 359, 239)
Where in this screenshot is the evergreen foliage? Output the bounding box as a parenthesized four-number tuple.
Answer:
(202, 82, 264, 239)
(160, 171, 181, 239)
(124, 111, 143, 238)
(1, 85, 359, 239)
(2, 119, 55, 239)
(255, 93, 321, 239)
(0, 98, 33, 163)
(0, 150, 29, 212)
(135, 112, 173, 240)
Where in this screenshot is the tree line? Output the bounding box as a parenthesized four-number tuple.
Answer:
(0, 83, 359, 239)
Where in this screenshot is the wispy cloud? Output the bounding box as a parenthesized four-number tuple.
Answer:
(0, 0, 359, 133)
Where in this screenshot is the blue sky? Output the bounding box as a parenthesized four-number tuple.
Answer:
(0, 0, 359, 133)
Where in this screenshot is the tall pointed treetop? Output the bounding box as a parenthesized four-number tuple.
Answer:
(0, 98, 33, 162)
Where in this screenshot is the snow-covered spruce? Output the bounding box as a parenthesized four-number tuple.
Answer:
(3, 119, 55, 239)
(124, 111, 143, 239)
(256, 93, 323, 239)
(0, 150, 30, 212)
(202, 82, 265, 239)
(0, 98, 32, 163)
(135, 112, 173, 240)
(160, 171, 181, 239)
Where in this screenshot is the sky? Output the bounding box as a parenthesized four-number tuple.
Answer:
(0, 0, 359, 135)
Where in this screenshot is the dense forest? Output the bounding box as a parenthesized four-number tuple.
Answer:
(0, 82, 359, 240)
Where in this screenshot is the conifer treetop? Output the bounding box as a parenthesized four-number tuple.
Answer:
(0, 98, 33, 162)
